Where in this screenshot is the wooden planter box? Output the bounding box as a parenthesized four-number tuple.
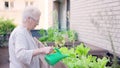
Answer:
(0, 34, 10, 47)
(46, 41, 81, 47)
(65, 41, 81, 47)
(85, 44, 109, 59)
(46, 41, 109, 58)
(0, 47, 9, 68)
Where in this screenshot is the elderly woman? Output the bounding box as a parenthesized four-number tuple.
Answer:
(8, 7, 53, 68)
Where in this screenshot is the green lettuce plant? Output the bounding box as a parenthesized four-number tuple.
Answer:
(39, 27, 66, 47)
(59, 43, 109, 68)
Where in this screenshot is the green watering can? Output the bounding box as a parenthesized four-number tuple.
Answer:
(45, 48, 68, 66)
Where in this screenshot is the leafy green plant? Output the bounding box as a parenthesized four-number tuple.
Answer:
(39, 27, 67, 47)
(0, 18, 16, 35)
(67, 29, 78, 48)
(0, 18, 16, 47)
(59, 43, 109, 68)
(39, 29, 47, 42)
(54, 32, 66, 47)
(75, 43, 90, 56)
(39, 27, 56, 42)
(67, 29, 77, 42)
(39, 29, 46, 36)
(39, 28, 79, 47)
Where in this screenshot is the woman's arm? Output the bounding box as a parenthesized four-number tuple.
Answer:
(33, 37, 45, 48)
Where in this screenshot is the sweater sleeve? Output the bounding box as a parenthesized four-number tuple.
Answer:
(15, 32, 34, 65)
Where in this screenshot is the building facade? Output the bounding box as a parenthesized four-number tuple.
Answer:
(0, 0, 69, 29)
(1, 0, 119, 56)
(48, 0, 70, 30)
(0, 0, 50, 29)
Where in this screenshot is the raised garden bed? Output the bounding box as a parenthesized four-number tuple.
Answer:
(85, 44, 109, 58)
(0, 47, 9, 68)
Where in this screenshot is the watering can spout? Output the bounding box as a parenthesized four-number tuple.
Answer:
(45, 48, 68, 66)
(61, 54, 68, 58)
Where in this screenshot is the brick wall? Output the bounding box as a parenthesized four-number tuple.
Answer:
(70, 0, 120, 55)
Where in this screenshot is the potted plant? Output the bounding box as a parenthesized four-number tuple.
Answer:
(39, 27, 66, 47)
(39, 27, 80, 48)
(0, 18, 16, 47)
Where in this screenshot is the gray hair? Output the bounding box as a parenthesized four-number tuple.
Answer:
(22, 6, 41, 23)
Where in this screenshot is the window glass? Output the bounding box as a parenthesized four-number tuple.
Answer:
(10, 1, 14, 8)
(25, 1, 28, 6)
(5, 1, 9, 8)
(30, 1, 33, 5)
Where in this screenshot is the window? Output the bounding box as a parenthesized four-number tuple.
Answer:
(10, 2, 14, 8)
(4, 1, 14, 9)
(25, 1, 28, 6)
(25, 1, 34, 7)
(30, 1, 33, 5)
(5, 1, 9, 8)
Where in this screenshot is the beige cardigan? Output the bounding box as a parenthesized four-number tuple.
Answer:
(9, 25, 67, 68)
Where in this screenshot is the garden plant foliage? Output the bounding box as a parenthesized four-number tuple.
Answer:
(0, 18, 15, 35)
(60, 43, 109, 68)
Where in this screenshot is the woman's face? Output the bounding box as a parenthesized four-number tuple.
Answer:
(28, 16, 40, 30)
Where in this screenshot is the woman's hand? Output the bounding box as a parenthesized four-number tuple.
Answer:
(39, 47, 53, 54)
(33, 46, 54, 57)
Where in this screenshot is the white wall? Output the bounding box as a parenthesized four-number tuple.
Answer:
(70, 0, 120, 56)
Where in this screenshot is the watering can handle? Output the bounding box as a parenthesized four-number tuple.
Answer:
(54, 48, 61, 53)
